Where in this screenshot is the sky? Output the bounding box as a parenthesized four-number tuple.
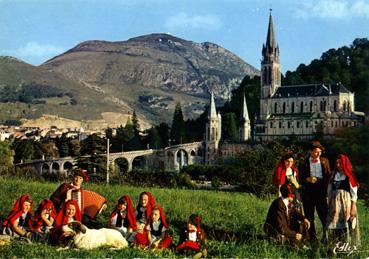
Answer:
(1, 0, 369, 73)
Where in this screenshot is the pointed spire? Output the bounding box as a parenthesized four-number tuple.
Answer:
(242, 94, 249, 121)
(209, 91, 217, 119)
(266, 9, 276, 51)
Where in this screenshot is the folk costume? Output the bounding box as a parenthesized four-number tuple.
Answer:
(135, 191, 156, 226)
(2, 194, 33, 237)
(264, 186, 307, 244)
(176, 214, 207, 258)
(326, 155, 360, 245)
(33, 199, 56, 241)
(135, 205, 172, 249)
(51, 199, 82, 246)
(109, 195, 137, 238)
(299, 141, 331, 241)
(50, 169, 88, 212)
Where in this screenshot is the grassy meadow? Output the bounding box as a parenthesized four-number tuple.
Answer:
(0, 176, 368, 258)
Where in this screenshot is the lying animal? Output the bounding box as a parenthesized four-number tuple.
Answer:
(63, 221, 128, 250)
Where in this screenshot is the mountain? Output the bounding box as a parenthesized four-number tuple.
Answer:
(0, 33, 259, 128)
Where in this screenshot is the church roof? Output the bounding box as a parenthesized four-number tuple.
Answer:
(272, 83, 351, 98)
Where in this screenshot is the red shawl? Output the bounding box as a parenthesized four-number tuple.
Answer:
(33, 199, 56, 230)
(146, 205, 168, 229)
(54, 199, 82, 229)
(338, 154, 359, 188)
(2, 194, 33, 228)
(136, 191, 156, 221)
(110, 195, 137, 231)
(273, 160, 299, 187)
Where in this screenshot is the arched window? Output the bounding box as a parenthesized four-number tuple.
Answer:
(320, 101, 324, 111)
(323, 101, 327, 111)
(333, 100, 337, 112)
(310, 101, 313, 112)
(274, 103, 277, 113)
(343, 101, 347, 111)
(283, 102, 286, 113)
(300, 102, 304, 113)
(291, 102, 295, 113)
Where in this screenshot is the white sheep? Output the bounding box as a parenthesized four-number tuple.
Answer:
(63, 221, 128, 250)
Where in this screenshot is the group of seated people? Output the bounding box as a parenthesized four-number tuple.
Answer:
(1, 169, 206, 257)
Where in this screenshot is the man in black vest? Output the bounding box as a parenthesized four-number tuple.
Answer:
(299, 141, 331, 242)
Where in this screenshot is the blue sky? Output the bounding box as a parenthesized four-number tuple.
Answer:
(1, 0, 369, 73)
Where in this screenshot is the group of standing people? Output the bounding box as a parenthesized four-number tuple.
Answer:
(1, 169, 206, 257)
(265, 141, 360, 247)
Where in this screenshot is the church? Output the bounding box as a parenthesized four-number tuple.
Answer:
(254, 12, 365, 142)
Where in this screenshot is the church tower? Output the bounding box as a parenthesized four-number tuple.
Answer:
(205, 91, 221, 164)
(239, 94, 251, 141)
(260, 10, 281, 119)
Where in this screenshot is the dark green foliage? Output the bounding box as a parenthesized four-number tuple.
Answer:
(222, 113, 238, 142)
(170, 102, 186, 145)
(147, 126, 161, 149)
(0, 82, 66, 103)
(0, 140, 14, 174)
(12, 139, 44, 163)
(156, 122, 170, 148)
(282, 38, 369, 113)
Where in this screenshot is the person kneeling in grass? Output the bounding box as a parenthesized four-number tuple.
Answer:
(2, 194, 34, 239)
(264, 184, 310, 245)
(32, 199, 56, 241)
(176, 214, 207, 258)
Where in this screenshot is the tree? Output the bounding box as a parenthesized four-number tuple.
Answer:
(0, 140, 14, 173)
(157, 123, 170, 148)
(132, 110, 140, 134)
(222, 113, 238, 142)
(56, 134, 69, 157)
(170, 102, 185, 145)
(147, 127, 161, 149)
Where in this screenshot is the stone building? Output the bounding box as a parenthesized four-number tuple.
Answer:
(254, 12, 365, 141)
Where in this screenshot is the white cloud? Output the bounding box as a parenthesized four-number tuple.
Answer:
(165, 12, 222, 30)
(16, 42, 64, 57)
(295, 0, 369, 19)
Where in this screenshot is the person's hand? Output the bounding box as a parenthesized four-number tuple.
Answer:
(350, 202, 357, 220)
(304, 218, 310, 230)
(306, 177, 317, 183)
(296, 233, 302, 241)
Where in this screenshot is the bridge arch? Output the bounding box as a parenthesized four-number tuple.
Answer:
(51, 162, 60, 174)
(41, 163, 50, 175)
(62, 161, 73, 177)
(132, 156, 146, 171)
(114, 157, 129, 174)
(175, 149, 188, 169)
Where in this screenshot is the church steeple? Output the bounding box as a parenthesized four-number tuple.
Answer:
(239, 94, 251, 141)
(260, 10, 281, 119)
(209, 91, 217, 119)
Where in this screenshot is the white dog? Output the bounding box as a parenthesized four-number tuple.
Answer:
(63, 221, 128, 250)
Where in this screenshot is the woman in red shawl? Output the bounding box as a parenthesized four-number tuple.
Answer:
(50, 199, 82, 246)
(326, 154, 360, 245)
(109, 195, 137, 239)
(33, 199, 56, 238)
(135, 205, 172, 250)
(2, 194, 33, 238)
(176, 214, 207, 258)
(273, 152, 302, 209)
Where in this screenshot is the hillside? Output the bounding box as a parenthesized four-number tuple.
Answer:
(41, 33, 259, 122)
(0, 56, 137, 129)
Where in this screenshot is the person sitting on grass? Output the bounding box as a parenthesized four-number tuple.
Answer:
(2, 194, 34, 239)
(134, 205, 172, 251)
(109, 195, 137, 239)
(50, 199, 82, 246)
(264, 184, 310, 245)
(135, 191, 156, 231)
(176, 214, 207, 258)
(32, 199, 56, 241)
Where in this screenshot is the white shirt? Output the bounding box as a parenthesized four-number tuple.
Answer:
(189, 231, 197, 241)
(309, 157, 323, 179)
(331, 171, 358, 202)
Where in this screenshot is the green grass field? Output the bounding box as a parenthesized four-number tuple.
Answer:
(0, 176, 368, 257)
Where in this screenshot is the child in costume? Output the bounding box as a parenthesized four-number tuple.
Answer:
(176, 214, 207, 258)
(109, 195, 137, 239)
(135, 191, 156, 230)
(135, 205, 172, 250)
(32, 199, 56, 241)
(51, 199, 82, 246)
(2, 194, 34, 238)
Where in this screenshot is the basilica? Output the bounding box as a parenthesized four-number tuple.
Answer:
(254, 13, 365, 141)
